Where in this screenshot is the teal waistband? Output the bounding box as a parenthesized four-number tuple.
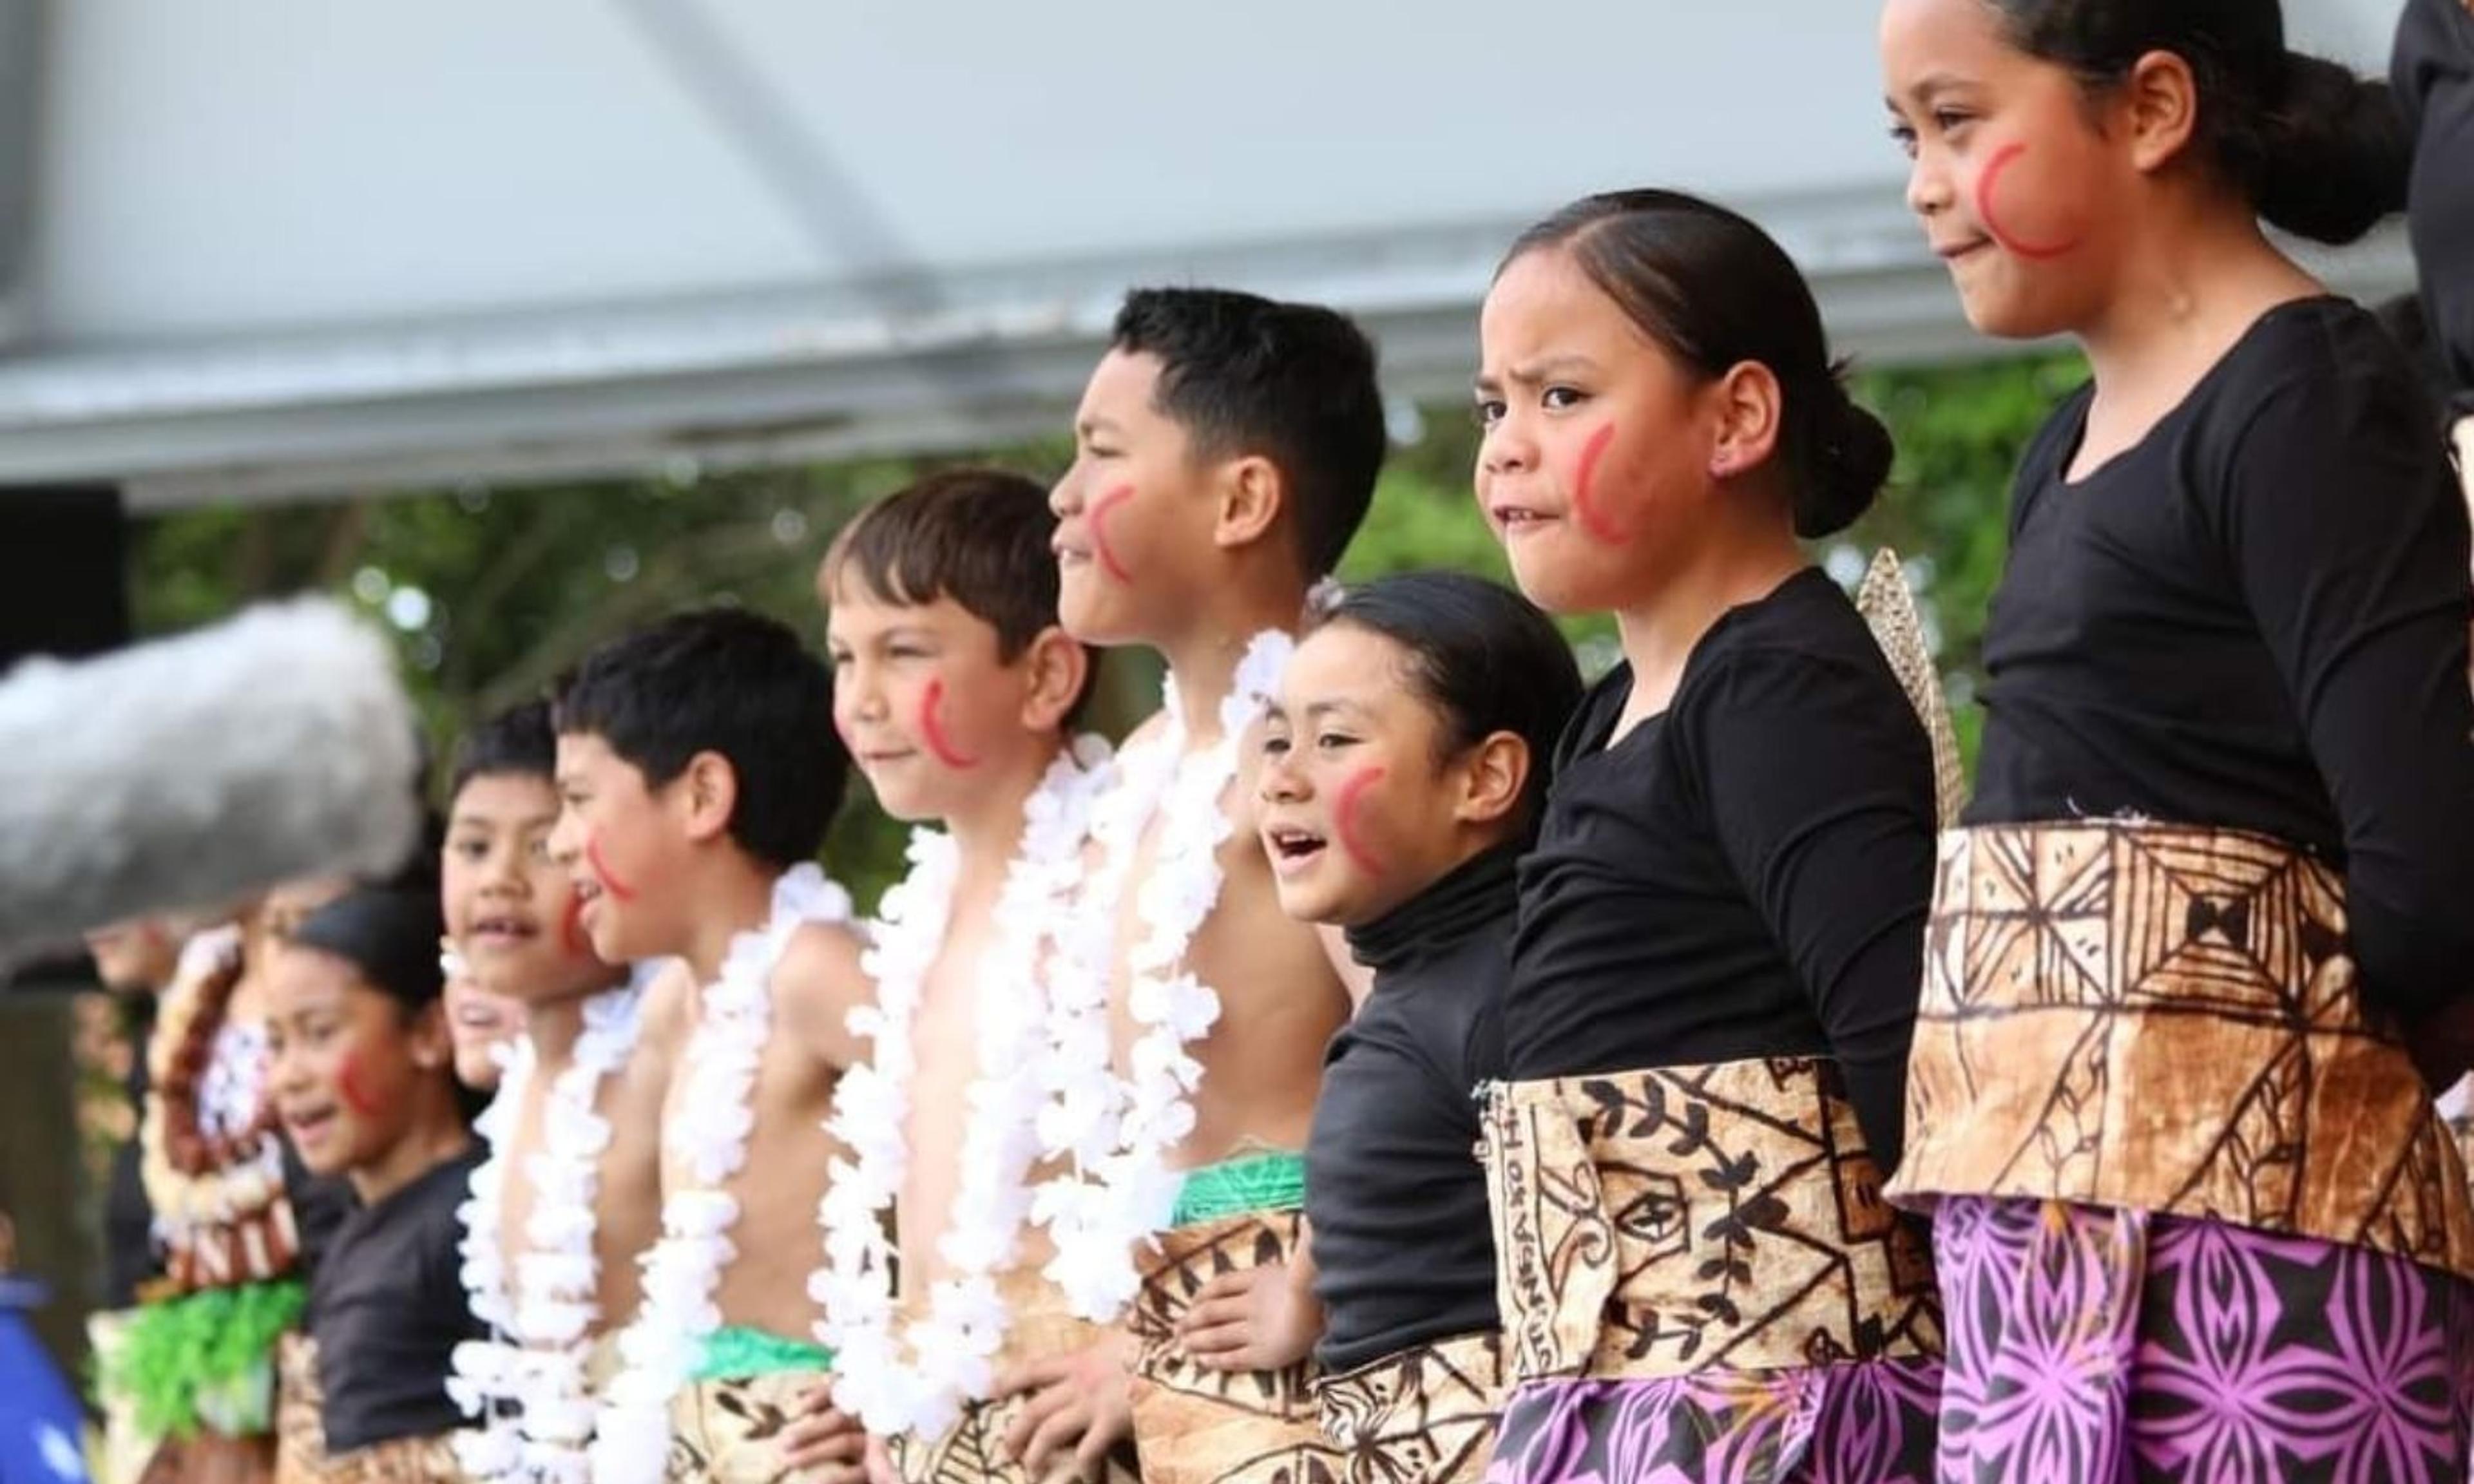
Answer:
(689, 1326, 834, 1383)
(1171, 1150, 1307, 1228)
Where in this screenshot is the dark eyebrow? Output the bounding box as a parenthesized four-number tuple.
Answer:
(1485, 354, 1603, 391)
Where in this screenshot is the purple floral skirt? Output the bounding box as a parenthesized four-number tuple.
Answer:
(1932, 1195, 2474, 1483)
(1481, 1356, 1942, 1483)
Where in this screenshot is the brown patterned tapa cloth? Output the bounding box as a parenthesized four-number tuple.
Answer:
(271, 1333, 325, 1484)
(886, 1268, 1140, 1484)
(1480, 1058, 1940, 1385)
(664, 1371, 828, 1484)
(268, 1335, 465, 1484)
(1886, 821, 2474, 1278)
(1127, 1210, 1345, 1484)
(1311, 1331, 1501, 1484)
(301, 1438, 463, 1484)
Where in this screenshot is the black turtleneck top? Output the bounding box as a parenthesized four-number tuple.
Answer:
(1305, 844, 1515, 1375)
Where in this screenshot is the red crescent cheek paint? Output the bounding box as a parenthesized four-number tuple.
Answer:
(584, 835, 640, 903)
(1569, 424, 1627, 546)
(1088, 484, 1137, 584)
(1332, 766, 1388, 873)
(1975, 143, 2079, 261)
(917, 678, 982, 770)
(338, 1052, 385, 1118)
(559, 890, 592, 958)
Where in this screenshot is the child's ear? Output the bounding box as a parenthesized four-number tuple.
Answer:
(1451, 732, 1530, 830)
(407, 1000, 454, 1071)
(677, 751, 741, 844)
(1019, 627, 1092, 734)
(2122, 48, 2202, 174)
(1213, 454, 1287, 554)
(1707, 361, 1783, 482)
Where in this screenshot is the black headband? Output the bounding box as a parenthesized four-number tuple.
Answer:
(290, 886, 445, 1009)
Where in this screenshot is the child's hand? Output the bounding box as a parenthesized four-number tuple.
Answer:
(1176, 1261, 1323, 1373)
(993, 1331, 1136, 1482)
(781, 1382, 867, 1484)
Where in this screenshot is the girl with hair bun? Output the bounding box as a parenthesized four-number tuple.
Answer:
(1471, 188, 1947, 1481)
(1883, 2, 2474, 1479)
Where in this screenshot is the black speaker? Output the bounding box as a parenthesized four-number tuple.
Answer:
(0, 484, 129, 670)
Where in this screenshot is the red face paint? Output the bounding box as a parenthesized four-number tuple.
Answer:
(559, 889, 591, 958)
(338, 1052, 385, 1118)
(584, 835, 639, 903)
(1332, 766, 1388, 874)
(1088, 484, 1137, 583)
(1974, 143, 2079, 261)
(917, 677, 981, 770)
(1569, 424, 1627, 546)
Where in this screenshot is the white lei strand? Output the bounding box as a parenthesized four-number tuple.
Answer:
(1030, 632, 1292, 1322)
(812, 738, 1109, 1440)
(450, 967, 653, 1484)
(586, 866, 854, 1484)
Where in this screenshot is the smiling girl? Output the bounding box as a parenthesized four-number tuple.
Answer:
(1200, 571, 1579, 1484)
(265, 876, 484, 1483)
(1879, 2, 2474, 1479)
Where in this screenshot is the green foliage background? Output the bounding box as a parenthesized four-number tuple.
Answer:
(132, 352, 2082, 909)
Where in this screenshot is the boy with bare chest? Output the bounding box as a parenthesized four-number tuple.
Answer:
(799, 470, 1130, 1484)
(547, 609, 874, 1484)
(1008, 288, 1388, 1484)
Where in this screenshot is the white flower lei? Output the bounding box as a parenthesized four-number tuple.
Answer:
(585, 865, 854, 1484)
(1029, 631, 1292, 1322)
(448, 967, 654, 1484)
(811, 738, 1109, 1440)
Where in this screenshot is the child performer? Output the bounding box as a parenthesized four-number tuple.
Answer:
(123, 880, 354, 1484)
(1192, 572, 1579, 1484)
(441, 701, 682, 1484)
(264, 873, 484, 1483)
(1010, 287, 1386, 1484)
(550, 609, 874, 1484)
(1473, 189, 1946, 1481)
(801, 469, 1126, 1484)
(1882, 2, 2474, 1478)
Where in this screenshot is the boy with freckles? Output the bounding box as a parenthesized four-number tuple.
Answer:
(1011, 287, 1387, 1484)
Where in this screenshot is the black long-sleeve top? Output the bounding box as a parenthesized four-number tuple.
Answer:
(1305, 845, 1513, 1375)
(1967, 296, 2474, 1019)
(306, 1147, 486, 1454)
(2397, 0, 2474, 410)
(1504, 568, 1937, 1167)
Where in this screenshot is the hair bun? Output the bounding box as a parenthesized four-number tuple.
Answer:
(2258, 52, 2409, 245)
(1793, 376, 1894, 538)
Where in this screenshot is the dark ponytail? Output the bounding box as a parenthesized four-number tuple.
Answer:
(1986, 0, 2408, 244)
(1500, 190, 1894, 538)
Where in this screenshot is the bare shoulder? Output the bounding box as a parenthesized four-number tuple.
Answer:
(774, 918, 874, 1067)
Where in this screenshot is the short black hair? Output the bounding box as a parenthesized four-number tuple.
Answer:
(555, 607, 846, 871)
(449, 699, 556, 800)
(1305, 571, 1583, 832)
(1111, 287, 1388, 579)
